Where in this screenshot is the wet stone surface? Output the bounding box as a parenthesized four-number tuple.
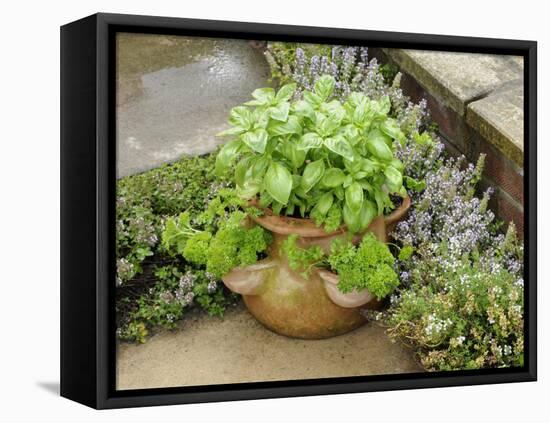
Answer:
(117, 303, 423, 390)
(116, 33, 271, 178)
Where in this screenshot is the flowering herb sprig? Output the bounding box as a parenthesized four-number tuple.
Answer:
(376, 152, 525, 371)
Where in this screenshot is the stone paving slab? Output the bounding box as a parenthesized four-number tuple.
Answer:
(116, 303, 423, 390)
(385, 49, 523, 116)
(116, 33, 271, 178)
(467, 81, 524, 166)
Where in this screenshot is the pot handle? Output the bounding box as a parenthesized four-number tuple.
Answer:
(318, 269, 375, 308)
(384, 196, 411, 226)
(221, 258, 276, 296)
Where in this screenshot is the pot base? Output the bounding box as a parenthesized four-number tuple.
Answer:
(241, 265, 367, 339)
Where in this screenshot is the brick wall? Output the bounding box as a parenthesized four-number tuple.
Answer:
(372, 48, 525, 236)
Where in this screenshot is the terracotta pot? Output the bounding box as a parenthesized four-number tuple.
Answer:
(221, 196, 411, 339)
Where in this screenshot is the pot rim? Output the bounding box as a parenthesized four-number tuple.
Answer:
(248, 195, 411, 237)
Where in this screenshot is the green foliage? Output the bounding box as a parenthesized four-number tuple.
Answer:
(328, 234, 399, 299)
(216, 75, 408, 234)
(379, 63, 399, 84)
(264, 42, 332, 85)
(116, 152, 238, 343)
(117, 265, 237, 343)
(398, 244, 414, 261)
(280, 234, 325, 277)
(204, 211, 272, 278)
(162, 203, 272, 279)
(116, 152, 224, 285)
(280, 232, 398, 299)
(387, 239, 524, 371)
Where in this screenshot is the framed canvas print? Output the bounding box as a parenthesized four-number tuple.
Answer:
(60, 13, 537, 409)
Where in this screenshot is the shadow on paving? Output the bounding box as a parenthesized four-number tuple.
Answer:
(116, 303, 424, 390)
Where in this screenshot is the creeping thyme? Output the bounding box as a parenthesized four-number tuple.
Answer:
(383, 149, 524, 370)
(116, 152, 239, 343)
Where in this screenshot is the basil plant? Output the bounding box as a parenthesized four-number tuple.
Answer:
(215, 75, 408, 234)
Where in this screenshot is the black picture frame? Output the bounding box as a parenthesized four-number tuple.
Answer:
(60, 12, 537, 409)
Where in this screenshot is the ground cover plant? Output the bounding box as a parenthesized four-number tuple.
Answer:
(383, 157, 524, 370)
(116, 154, 238, 342)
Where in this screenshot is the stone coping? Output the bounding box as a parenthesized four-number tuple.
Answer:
(384, 49, 524, 166)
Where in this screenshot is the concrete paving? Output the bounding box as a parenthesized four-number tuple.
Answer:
(116, 33, 271, 178)
(116, 303, 423, 390)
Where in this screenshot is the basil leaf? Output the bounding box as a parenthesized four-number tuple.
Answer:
(343, 174, 353, 188)
(373, 95, 391, 115)
(333, 187, 344, 201)
(343, 204, 361, 233)
(216, 126, 247, 137)
(341, 124, 360, 146)
(272, 201, 284, 215)
(228, 106, 252, 129)
(264, 162, 292, 205)
(215, 139, 241, 176)
(345, 182, 363, 214)
(380, 118, 405, 141)
(318, 114, 342, 137)
(301, 159, 325, 193)
(285, 202, 295, 216)
(303, 91, 322, 107)
(390, 158, 404, 172)
(347, 92, 368, 108)
(384, 166, 403, 192)
(251, 156, 270, 179)
(259, 191, 273, 208)
(242, 128, 268, 154)
(249, 87, 275, 105)
(311, 192, 333, 219)
(324, 135, 354, 161)
(235, 156, 253, 187)
(374, 190, 389, 215)
(320, 100, 346, 122)
(297, 132, 323, 151)
(353, 102, 368, 125)
(292, 100, 315, 120)
(314, 75, 335, 100)
(359, 200, 377, 230)
(251, 108, 270, 129)
(366, 129, 393, 161)
(275, 83, 296, 102)
(269, 102, 290, 122)
(268, 115, 302, 136)
(237, 178, 261, 199)
(321, 168, 346, 188)
(281, 140, 306, 169)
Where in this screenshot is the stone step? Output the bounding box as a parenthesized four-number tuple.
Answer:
(381, 48, 525, 232)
